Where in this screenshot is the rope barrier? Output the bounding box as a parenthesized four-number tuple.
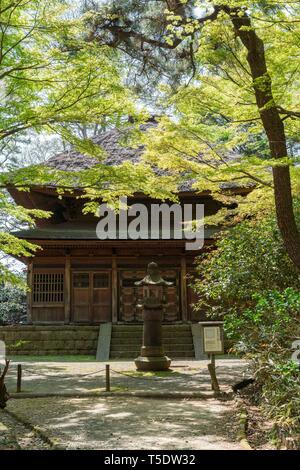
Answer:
(14, 367, 202, 381)
(20, 367, 106, 379)
(10, 364, 204, 396)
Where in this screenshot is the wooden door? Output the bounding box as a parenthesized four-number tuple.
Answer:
(187, 271, 204, 321)
(72, 271, 111, 323)
(72, 272, 90, 322)
(92, 272, 111, 322)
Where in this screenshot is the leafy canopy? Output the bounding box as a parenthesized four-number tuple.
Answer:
(0, 0, 142, 283)
(138, 0, 300, 222)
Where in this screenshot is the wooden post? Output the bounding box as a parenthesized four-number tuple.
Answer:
(180, 255, 188, 322)
(17, 364, 22, 393)
(27, 261, 33, 323)
(111, 255, 118, 323)
(207, 354, 220, 393)
(64, 254, 71, 323)
(105, 364, 110, 392)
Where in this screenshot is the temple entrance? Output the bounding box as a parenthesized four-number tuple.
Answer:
(71, 271, 111, 323)
(118, 269, 180, 323)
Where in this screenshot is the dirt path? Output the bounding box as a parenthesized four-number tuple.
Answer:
(6, 396, 244, 450)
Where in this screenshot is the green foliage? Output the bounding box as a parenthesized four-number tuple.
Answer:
(0, 0, 140, 284)
(0, 196, 50, 284)
(135, 1, 300, 222)
(0, 0, 136, 144)
(0, 283, 26, 324)
(225, 289, 300, 443)
(193, 214, 300, 317)
(193, 213, 300, 445)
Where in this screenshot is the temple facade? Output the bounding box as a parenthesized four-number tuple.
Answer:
(8, 123, 245, 325)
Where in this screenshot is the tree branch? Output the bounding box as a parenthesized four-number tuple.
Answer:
(277, 106, 300, 119)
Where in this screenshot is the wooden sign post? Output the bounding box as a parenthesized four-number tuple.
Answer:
(199, 322, 224, 393)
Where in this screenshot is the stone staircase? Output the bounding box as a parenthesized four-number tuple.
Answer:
(110, 324, 195, 359)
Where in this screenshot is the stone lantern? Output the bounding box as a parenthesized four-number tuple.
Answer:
(134, 262, 173, 371)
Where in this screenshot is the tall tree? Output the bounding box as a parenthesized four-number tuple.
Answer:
(85, 0, 300, 269)
(0, 0, 137, 283)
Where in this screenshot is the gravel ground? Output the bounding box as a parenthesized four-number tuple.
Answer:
(1, 359, 251, 450)
(0, 410, 50, 450)
(5, 359, 248, 395)
(6, 396, 245, 450)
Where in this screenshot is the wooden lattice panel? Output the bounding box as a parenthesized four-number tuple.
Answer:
(119, 269, 180, 322)
(119, 270, 144, 322)
(162, 269, 180, 322)
(33, 272, 64, 304)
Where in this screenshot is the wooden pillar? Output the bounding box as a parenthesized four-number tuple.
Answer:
(27, 261, 33, 323)
(111, 255, 118, 323)
(64, 254, 71, 323)
(180, 255, 188, 322)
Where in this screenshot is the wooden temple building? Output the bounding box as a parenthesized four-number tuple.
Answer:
(8, 122, 243, 327)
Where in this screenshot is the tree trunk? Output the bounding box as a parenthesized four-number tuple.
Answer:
(227, 8, 300, 269)
(273, 167, 300, 267)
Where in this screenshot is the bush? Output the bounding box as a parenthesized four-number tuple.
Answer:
(193, 216, 300, 317)
(192, 214, 300, 447)
(225, 289, 300, 446)
(0, 284, 27, 324)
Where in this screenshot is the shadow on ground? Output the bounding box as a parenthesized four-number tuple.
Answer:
(5, 360, 247, 395)
(7, 396, 244, 450)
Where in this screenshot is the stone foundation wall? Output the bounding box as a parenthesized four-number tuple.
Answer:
(0, 326, 99, 355)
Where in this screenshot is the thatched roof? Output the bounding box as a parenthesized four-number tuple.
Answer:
(46, 122, 156, 172)
(45, 121, 198, 192)
(45, 120, 252, 194)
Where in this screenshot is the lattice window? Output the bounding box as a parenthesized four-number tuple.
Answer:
(33, 273, 64, 303)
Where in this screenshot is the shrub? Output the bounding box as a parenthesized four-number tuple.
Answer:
(192, 214, 300, 447)
(225, 289, 300, 447)
(193, 216, 300, 317)
(0, 284, 27, 324)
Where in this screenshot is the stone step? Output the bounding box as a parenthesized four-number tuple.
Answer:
(114, 324, 191, 327)
(110, 324, 195, 359)
(112, 324, 191, 333)
(110, 343, 194, 352)
(0, 324, 195, 358)
(111, 337, 192, 345)
(112, 331, 192, 338)
(110, 350, 195, 359)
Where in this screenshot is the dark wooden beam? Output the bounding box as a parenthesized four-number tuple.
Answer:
(180, 255, 188, 322)
(111, 254, 118, 323)
(27, 261, 33, 323)
(64, 254, 71, 324)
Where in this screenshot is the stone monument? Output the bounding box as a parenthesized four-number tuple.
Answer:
(134, 262, 172, 371)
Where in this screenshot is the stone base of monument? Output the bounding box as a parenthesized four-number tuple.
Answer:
(135, 345, 171, 371)
(135, 355, 171, 371)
